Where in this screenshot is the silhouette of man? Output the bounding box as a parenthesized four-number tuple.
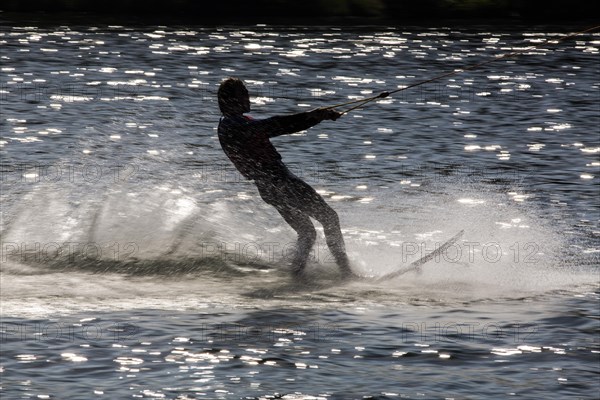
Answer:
(217, 77, 353, 279)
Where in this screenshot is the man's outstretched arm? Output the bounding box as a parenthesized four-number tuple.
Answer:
(249, 108, 341, 138)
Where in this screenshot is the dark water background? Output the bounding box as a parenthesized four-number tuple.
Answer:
(0, 23, 599, 399)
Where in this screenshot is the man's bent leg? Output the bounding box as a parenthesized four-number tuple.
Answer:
(275, 206, 317, 277)
(310, 202, 353, 277)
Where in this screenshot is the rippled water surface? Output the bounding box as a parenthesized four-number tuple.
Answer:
(0, 22, 599, 399)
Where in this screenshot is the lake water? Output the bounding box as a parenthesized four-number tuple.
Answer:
(0, 22, 599, 399)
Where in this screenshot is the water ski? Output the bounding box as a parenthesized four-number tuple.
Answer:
(375, 230, 465, 282)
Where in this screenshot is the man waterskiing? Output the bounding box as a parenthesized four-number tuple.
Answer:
(217, 77, 354, 280)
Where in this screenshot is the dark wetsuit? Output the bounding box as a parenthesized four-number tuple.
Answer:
(218, 112, 351, 275)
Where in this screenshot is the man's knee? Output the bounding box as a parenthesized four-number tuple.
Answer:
(317, 206, 339, 226)
(299, 225, 317, 244)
